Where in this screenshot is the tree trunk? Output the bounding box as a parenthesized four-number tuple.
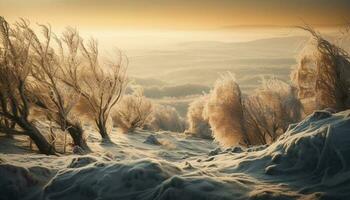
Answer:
(27, 126, 56, 155)
(2, 120, 15, 138)
(18, 119, 56, 155)
(66, 120, 91, 152)
(96, 121, 112, 143)
(4, 133, 14, 139)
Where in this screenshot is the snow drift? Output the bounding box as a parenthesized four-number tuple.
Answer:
(1, 109, 349, 200)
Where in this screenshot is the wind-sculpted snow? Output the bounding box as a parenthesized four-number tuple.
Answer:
(0, 110, 350, 200)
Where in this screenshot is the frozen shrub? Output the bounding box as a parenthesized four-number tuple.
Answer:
(292, 26, 350, 115)
(290, 45, 318, 116)
(205, 73, 247, 147)
(189, 76, 302, 147)
(112, 87, 153, 133)
(147, 104, 186, 132)
(184, 95, 212, 139)
(243, 79, 302, 144)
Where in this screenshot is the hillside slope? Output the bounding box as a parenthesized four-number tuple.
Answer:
(0, 110, 349, 200)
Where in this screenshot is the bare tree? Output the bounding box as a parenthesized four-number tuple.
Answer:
(0, 17, 55, 155)
(21, 24, 91, 152)
(60, 31, 128, 143)
(112, 87, 153, 133)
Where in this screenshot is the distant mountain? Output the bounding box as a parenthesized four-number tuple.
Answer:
(218, 25, 292, 30)
(143, 84, 210, 98)
(131, 77, 168, 86)
(218, 24, 347, 30)
(179, 36, 309, 50)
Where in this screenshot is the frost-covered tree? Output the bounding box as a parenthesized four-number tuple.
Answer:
(0, 17, 56, 154)
(60, 32, 128, 143)
(27, 25, 90, 151)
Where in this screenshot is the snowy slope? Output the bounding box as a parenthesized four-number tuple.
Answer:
(0, 110, 350, 200)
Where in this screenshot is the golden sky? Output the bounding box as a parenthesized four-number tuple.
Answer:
(1, 0, 349, 30)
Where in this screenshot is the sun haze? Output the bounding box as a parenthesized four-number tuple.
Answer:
(1, 0, 349, 30)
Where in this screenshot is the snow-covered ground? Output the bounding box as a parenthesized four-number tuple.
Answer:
(1, 110, 350, 200)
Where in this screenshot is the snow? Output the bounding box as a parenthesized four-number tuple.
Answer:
(1, 110, 350, 200)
